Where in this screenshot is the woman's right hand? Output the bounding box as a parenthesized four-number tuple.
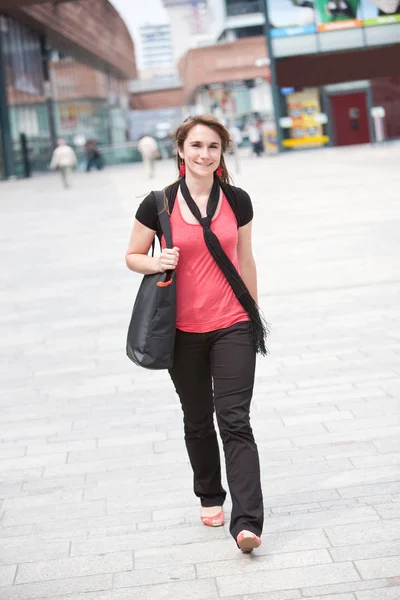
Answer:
(158, 247, 180, 273)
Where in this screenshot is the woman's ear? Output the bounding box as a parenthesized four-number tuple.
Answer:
(178, 149, 184, 160)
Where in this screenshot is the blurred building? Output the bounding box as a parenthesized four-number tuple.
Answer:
(0, 0, 136, 179)
(128, 75, 188, 147)
(163, 0, 266, 62)
(208, 0, 265, 41)
(162, 0, 213, 64)
(180, 35, 272, 122)
(265, 0, 400, 149)
(129, 0, 272, 140)
(138, 23, 176, 81)
(142, 0, 271, 140)
(159, 0, 400, 150)
(129, 34, 272, 143)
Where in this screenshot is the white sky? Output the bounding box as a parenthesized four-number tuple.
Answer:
(111, 0, 169, 68)
(111, 0, 168, 41)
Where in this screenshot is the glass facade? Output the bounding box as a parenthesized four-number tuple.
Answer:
(226, 0, 264, 17)
(50, 52, 129, 146)
(0, 15, 129, 179)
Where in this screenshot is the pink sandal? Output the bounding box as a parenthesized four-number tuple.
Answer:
(237, 531, 262, 553)
(201, 510, 225, 528)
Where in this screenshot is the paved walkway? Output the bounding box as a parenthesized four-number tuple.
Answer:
(0, 144, 400, 600)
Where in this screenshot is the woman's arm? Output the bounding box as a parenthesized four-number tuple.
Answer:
(237, 221, 258, 305)
(125, 219, 179, 275)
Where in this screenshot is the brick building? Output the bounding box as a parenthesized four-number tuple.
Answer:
(0, 0, 136, 179)
(132, 0, 400, 151)
(130, 36, 272, 135)
(179, 35, 271, 118)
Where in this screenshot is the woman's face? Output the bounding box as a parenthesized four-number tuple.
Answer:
(179, 125, 222, 179)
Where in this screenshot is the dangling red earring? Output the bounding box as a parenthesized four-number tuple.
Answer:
(179, 160, 186, 177)
(216, 165, 223, 178)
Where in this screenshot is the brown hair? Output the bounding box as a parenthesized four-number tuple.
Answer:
(175, 114, 232, 184)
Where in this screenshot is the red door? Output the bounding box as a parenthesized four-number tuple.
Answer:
(330, 92, 371, 146)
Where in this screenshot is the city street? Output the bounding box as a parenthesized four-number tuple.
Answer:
(1, 143, 400, 600)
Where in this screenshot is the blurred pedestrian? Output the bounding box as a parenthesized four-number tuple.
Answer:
(85, 140, 103, 172)
(137, 134, 159, 179)
(229, 123, 242, 173)
(248, 122, 263, 157)
(126, 114, 269, 553)
(229, 123, 242, 152)
(50, 139, 77, 188)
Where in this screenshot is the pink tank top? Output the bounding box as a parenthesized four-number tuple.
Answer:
(162, 193, 249, 333)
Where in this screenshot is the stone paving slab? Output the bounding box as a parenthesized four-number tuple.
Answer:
(302, 579, 393, 597)
(1, 144, 400, 599)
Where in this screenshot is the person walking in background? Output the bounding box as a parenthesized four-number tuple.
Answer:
(50, 139, 77, 189)
(248, 121, 263, 157)
(229, 122, 243, 152)
(85, 140, 103, 172)
(126, 114, 268, 553)
(137, 134, 159, 179)
(228, 122, 242, 173)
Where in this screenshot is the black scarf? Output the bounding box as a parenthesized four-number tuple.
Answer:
(180, 175, 269, 355)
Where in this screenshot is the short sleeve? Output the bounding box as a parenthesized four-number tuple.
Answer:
(135, 192, 158, 232)
(237, 189, 253, 227)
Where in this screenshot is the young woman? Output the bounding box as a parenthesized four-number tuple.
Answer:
(125, 115, 268, 553)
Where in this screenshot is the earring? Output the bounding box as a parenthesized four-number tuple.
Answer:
(216, 165, 223, 178)
(179, 160, 186, 177)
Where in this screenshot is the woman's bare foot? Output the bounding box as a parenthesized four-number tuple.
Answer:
(237, 530, 262, 553)
(201, 506, 222, 518)
(200, 506, 224, 527)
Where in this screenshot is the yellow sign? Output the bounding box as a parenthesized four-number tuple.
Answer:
(263, 121, 278, 153)
(283, 136, 330, 147)
(286, 89, 328, 149)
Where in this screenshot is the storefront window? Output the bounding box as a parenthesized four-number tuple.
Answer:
(0, 15, 130, 176)
(0, 16, 47, 175)
(282, 88, 329, 149)
(2, 17, 44, 102)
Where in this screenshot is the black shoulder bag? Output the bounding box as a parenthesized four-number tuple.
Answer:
(126, 191, 176, 369)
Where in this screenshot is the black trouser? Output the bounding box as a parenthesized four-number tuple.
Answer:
(86, 155, 102, 171)
(169, 321, 264, 541)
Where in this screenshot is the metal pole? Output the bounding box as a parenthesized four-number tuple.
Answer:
(0, 23, 15, 178)
(261, 0, 284, 152)
(39, 35, 57, 149)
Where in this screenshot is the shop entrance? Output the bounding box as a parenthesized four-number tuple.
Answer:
(329, 91, 371, 146)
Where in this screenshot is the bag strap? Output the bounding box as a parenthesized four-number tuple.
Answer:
(150, 190, 173, 257)
(153, 190, 173, 248)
